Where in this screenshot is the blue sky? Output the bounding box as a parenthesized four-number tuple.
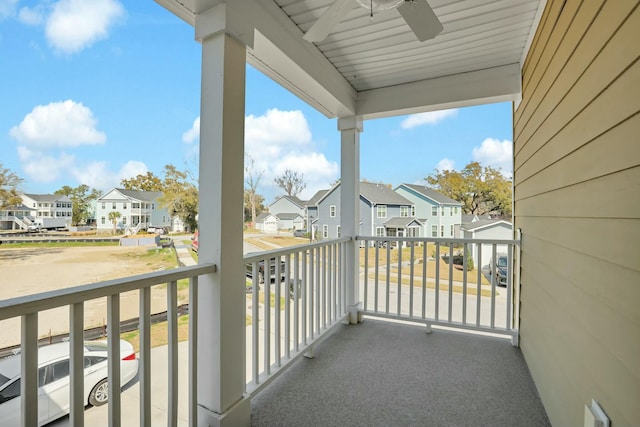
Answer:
(0, 0, 513, 204)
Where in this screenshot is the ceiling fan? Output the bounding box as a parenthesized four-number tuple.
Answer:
(303, 0, 443, 43)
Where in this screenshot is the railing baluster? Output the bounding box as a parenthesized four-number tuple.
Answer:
(321, 245, 326, 330)
(332, 243, 337, 323)
(107, 294, 121, 427)
(188, 277, 198, 427)
(285, 254, 291, 360)
(491, 244, 497, 328)
(315, 246, 321, 336)
(140, 287, 151, 426)
(409, 242, 414, 318)
(397, 241, 402, 316)
(385, 243, 391, 314)
(294, 252, 300, 352)
(506, 244, 514, 329)
(462, 243, 468, 325)
(275, 258, 281, 367)
(70, 302, 84, 427)
(263, 257, 271, 375)
(364, 239, 369, 312)
(422, 242, 427, 319)
(476, 245, 482, 326)
(21, 312, 38, 427)
(252, 262, 260, 385)
(309, 249, 314, 339)
(302, 250, 308, 346)
(374, 242, 379, 312)
(435, 243, 440, 321)
(168, 280, 178, 427)
(448, 244, 453, 322)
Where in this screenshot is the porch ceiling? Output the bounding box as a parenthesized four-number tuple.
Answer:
(155, 0, 544, 119)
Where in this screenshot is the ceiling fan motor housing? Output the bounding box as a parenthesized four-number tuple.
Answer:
(355, 0, 405, 12)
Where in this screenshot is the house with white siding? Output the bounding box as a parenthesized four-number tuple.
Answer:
(21, 193, 73, 229)
(460, 219, 513, 267)
(95, 188, 171, 233)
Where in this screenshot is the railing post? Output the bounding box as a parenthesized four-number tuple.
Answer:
(339, 116, 363, 324)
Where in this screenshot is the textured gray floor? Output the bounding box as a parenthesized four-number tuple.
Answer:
(251, 318, 550, 427)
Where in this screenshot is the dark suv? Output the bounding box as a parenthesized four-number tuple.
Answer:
(245, 257, 287, 284)
(490, 255, 509, 287)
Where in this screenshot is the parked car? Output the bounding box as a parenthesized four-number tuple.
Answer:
(27, 224, 41, 233)
(293, 229, 306, 237)
(147, 226, 168, 234)
(191, 229, 199, 252)
(245, 256, 287, 284)
(488, 254, 509, 287)
(0, 340, 138, 427)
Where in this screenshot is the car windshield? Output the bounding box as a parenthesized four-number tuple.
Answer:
(497, 257, 508, 267)
(0, 374, 10, 388)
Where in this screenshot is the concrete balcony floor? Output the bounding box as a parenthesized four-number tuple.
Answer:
(251, 317, 550, 427)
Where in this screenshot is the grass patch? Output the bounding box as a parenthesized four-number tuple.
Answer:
(0, 241, 118, 248)
(121, 314, 190, 353)
(366, 275, 494, 297)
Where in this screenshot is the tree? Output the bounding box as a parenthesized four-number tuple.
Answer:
(244, 155, 263, 227)
(121, 172, 163, 192)
(244, 190, 265, 223)
(274, 169, 306, 197)
(0, 163, 24, 208)
(108, 211, 122, 234)
(425, 161, 512, 217)
(158, 164, 199, 231)
(55, 184, 102, 225)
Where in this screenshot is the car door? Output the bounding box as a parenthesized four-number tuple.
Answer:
(39, 359, 71, 423)
(0, 375, 49, 427)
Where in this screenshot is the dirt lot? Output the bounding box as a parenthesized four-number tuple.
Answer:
(0, 246, 175, 348)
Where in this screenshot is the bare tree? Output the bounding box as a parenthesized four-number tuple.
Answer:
(245, 155, 264, 227)
(274, 169, 306, 197)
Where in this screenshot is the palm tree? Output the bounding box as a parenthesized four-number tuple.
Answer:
(108, 211, 122, 235)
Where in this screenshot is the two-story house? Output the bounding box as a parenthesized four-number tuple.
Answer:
(394, 184, 463, 238)
(267, 195, 305, 231)
(0, 204, 35, 230)
(21, 193, 73, 229)
(314, 181, 420, 240)
(95, 188, 171, 233)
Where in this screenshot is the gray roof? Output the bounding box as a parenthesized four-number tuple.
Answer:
(461, 214, 477, 224)
(276, 213, 302, 220)
(256, 212, 271, 221)
(22, 193, 71, 202)
(283, 195, 305, 207)
(306, 190, 328, 206)
(461, 219, 512, 232)
(360, 182, 412, 206)
(384, 217, 423, 228)
(397, 184, 462, 205)
(113, 188, 163, 202)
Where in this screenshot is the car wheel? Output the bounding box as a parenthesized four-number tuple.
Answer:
(89, 378, 109, 406)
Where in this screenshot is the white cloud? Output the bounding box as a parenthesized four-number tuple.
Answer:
(472, 138, 513, 173)
(71, 160, 148, 191)
(0, 0, 18, 20)
(17, 146, 75, 183)
(10, 100, 106, 148)
(401, 108, 458, 129)
(45, 0, 124, 54)
(436, 158, 455, 172)
(18, 5, 44, 25)
(182, 117, 200, 144)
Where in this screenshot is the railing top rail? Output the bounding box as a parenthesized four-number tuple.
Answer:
(244, 237, 352, 262)
(0, 263, 216, 321)
(356, 236, 519, 245)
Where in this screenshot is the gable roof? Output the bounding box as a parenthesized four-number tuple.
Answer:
(275, 213, 303, 220)
(256, 212, 271, 221)
(359, 182, 412, 206)
(306, 189, 328, 206)
(461, 219, 512, 232)
(396, 184, 462, 205)
(272, 195, 306, 209)
(384, 217, 423, 228)
(22, 193, 71, 202)
(101, 188, 163, 202)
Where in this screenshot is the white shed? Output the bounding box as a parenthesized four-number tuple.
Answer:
(461, 220, 513, 267)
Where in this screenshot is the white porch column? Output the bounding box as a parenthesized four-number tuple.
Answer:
(339, 116, 363, 324)
(195, 4, 250, 426)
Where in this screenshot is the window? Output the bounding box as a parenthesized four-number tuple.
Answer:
(431, 225, 437, 237)
(400, 206, 409, 217)
(133, 203, 140, 209)
(323, 225, 328, 238)
(337, 225, 341, 238)
(102, 202, 105, 209)
(122, 216, 127, 225)
(431, 206, 438, 216)
(450, 225, 454, 237)
(440, 225, 444, 237)
(441, 207, 445, 216)
(112, 202, 116, 209)
(123, 203, 127, 209)
(411, 206, 416, 217)
(330, 205, 336, 217)
(0, 379, 20, 403)
(376, 227, 385, 237)
(454, 207, 458, 214)
(376, 205, 387, 218)
(450, 207, 453, 216)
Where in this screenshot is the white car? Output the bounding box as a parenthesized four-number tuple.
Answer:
(0, 340, 138, 427)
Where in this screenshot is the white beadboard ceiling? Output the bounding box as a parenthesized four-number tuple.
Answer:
(155, 0, 545, 119)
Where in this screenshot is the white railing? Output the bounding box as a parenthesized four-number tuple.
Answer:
(0, 264, 214, 427)
(357, 236, 519, 341)
(244, 237, 351, 396)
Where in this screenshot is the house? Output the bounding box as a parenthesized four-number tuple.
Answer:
(256, 195, 307, 232)
(304, 189, 328, 233)
(394, 183, 463, 238)
(21, 193, 73, 229)
(5, 2, 637, 427)
(268, 195, 305, 218)
(460, 219, 513, 267)
(95, 188, 171, 233)
(314, 181, 416, 240)
(0, 204, 35, 230)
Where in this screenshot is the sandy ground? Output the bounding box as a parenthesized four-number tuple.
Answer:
(0, 246, 175, 348)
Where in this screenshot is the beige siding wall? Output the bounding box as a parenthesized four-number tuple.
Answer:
(514, 1, 640, 426)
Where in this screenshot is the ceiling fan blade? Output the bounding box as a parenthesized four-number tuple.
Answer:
(304, 0, 354, 43)
(398, 0, 443, 42)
